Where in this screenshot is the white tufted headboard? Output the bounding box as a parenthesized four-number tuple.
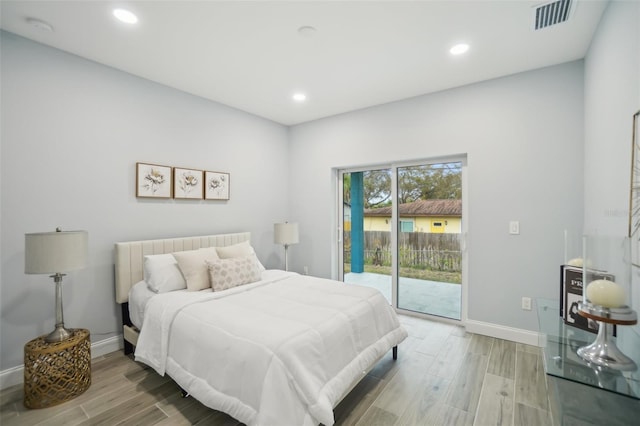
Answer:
(114, 232, 251, 304)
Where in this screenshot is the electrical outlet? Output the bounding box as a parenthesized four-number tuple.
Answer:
(521, 297, 532, 311)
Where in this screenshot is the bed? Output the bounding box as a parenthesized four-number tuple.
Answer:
(114, 232, 407, 426)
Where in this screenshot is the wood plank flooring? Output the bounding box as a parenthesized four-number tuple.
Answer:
(0, 315, 553, 426)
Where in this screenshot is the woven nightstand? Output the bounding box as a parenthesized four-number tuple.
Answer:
(24, 328, 91, 408)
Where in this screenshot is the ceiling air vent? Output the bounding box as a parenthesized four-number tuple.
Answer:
(534, 0, 573, 30)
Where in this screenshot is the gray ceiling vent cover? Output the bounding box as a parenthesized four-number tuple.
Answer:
(534, 0, 573, 30)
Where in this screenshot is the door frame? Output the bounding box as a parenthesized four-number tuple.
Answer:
(335, 155, 468, 324)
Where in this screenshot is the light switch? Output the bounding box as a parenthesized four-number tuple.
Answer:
(509, 221, 520, 235)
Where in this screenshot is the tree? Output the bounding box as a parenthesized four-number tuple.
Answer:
(398, 163, 461, 203)
(344, 162, 461, 208)
(343, 173, 351, 205)
(363, 169, 391, 208)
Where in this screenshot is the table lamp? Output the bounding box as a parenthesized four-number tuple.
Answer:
(274, 222, 299, 271)
(25, 228, 88, 343)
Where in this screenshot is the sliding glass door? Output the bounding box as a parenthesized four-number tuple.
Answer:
(341, 168, 393, 304)
(339, 160, 463, 320)
(396, 162, 462, 319)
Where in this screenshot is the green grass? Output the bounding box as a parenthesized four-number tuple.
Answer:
(343, 264, 461, 284)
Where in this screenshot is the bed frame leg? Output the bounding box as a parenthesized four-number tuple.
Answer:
(124, 340, 134, 355)
(392, 346, 398, 360)
(121, 303, 134, 355)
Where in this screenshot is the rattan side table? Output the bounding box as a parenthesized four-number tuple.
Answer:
(24, 328, 91, 408)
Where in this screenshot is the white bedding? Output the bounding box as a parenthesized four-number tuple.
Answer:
(128, 280, 156, 329)
(135, 270, 407, 426)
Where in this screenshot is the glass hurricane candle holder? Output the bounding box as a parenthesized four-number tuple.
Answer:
(578, 235, 637, 371)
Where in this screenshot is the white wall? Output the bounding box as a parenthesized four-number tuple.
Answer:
(583, 1, 640, 335)
(288, 61, 585, 333)
(584, 0, 640, 235)
(0, 32, 289, 372)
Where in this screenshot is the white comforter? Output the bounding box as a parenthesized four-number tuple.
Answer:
(135, 270, 407, 426)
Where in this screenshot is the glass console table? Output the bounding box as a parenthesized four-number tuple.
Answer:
(537, 298, 640, 399)
(537, 299, 640, 425)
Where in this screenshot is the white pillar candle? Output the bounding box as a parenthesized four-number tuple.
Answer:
(567, 258, 583, 267)
(586, 279, 626, 308)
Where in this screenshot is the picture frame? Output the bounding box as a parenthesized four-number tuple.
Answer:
(204, 171, 230, 200)
(173, 167, 204, 199)
(136, 162, 172, 198)
(629, 110, 640, 267)
(629, 110, 640, 238)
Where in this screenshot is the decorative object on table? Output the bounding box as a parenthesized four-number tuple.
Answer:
(577, 235, 637, 371)
(24, 328, 91, 408)
(560, 230, 585, 317)
(561, 264, 615, 334)
(25, 228, 88, 343)
(274, 222, 299, 271)
(576, 302, 637, 371)
(136, 162, 172, 198)
(173, 167, 204, 199)
(204, 170, 230, 200)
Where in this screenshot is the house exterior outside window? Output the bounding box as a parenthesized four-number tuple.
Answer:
(363, 199, 461, 234)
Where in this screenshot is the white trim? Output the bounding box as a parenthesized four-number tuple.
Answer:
(0, 365, 23, 392)
(465, 320, 540, 346)
(90, 334, 124, 357)
(0, 334, 123, 390)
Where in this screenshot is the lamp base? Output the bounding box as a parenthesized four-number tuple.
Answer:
(45, 273, 72, 343)
(45, 325, 72, 343)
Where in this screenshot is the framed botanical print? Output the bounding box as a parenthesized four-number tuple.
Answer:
(630, 110, 640, 238)
(174, 167, 204, 199)
(136, 162, 172, 198)
(630, 110, 640, 268)
(205, 171, 230, 200)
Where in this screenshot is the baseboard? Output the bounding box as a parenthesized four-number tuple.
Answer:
(0, 365, 24, 393)
(91, 334, 124, 358)
(0, 334, 123, 391)
(465, 320, 540, 346)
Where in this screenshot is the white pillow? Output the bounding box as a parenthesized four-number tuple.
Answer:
(216, 241, 253, 258)
(206, 254, 262, 292)
(216, 241, 265, 270)
(143, 254, 186, 293)
(172, 247, 220, 291)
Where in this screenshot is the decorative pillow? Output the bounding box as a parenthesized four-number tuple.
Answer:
(207, 254, 262, 292)
(216, 241, 253, 258)
(216, 241, 266, 270)
(172, 247, 220, 291)
(143, 254, 186, 293)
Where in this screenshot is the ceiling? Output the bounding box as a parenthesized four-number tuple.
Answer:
(0, 1, 608, 126)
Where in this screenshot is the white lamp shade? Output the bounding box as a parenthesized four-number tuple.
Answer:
(25, 230, 88, 274)
(274, 222, 299, 245)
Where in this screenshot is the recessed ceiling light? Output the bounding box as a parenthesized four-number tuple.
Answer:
(449, 43, 470, 55)
(292, 93, 307, 102)
(113, 8, 138, 24)
(26, 17, 54, 32)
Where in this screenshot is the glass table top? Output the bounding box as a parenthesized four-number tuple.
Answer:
(537, 298, 640, 400)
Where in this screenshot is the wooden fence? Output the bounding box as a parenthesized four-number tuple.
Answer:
(343, 231, 462, 272)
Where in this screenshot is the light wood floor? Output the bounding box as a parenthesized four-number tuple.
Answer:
(0, 315, 553, 426)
